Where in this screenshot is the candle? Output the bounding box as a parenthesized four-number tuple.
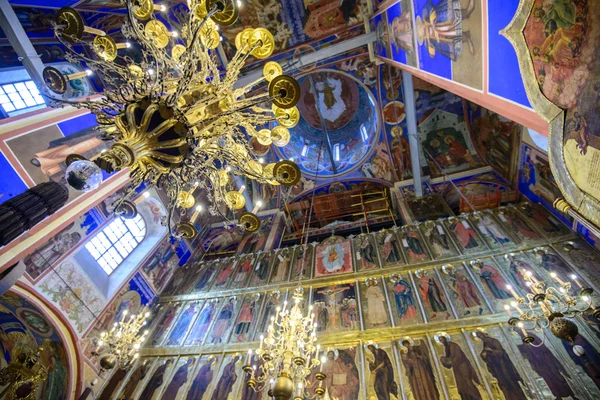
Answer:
(517, 322, 528, 337)
(551, 272, 566, 286)
(511, 301, 523, 316)
(504, 304, 512, 318)
(65, 70, 93, 81)
(246, 349, 252, 365)
(134, 192, 150, 204)
(83, 26, 106, 36)
(116, 42, 131, 50)
(252, 201, 263, 215)
(505, 285, 519, 300)
(191, 205, 203, 222)
(154, 4, 167, 12)
(259, 335, 264, 350)
(571, 274, 583, 289)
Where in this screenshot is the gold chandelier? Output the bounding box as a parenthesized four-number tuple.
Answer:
(244, 287, 327, 400)
(42, 0, 302, 236)
(0, 345, 48, 400)
(502, 261, 598, 344)
(93, 307, 151, 370)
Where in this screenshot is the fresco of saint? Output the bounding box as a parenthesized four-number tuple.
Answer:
(388, 274, 421, 326)
(315, 236, 353, 277)
(360, 279, 390, 329)
(416, 0, 475, 61)
(530, 247, 577, 283)
(472, 213, 513, 248)
(291, 245, 313, 281)
(190, 260, 219, 293)
(401, 227, 430, 262)
(269, 248, 291, 283)
(353, 234, 379, 270)
(471, 260, 512, 311)
(148, 304, 181, 347)
(249, 252, 273, 286)
(165, 302, 199, 346)
(517, 203, 570, 238)
(376, 230, 404, 266)
(254, 291, 285, 340)
(561, 332, 600, 389)
(185, 301, 218, 346)
(162, 357, 196, 400)
(185, 356, 218, 400)
(472, 331, 527, 400)
(365, 343, 399, 400)
(496, 207, 540, 243)
(232, 255, 254, 287)
(208, 297, 238, 344)
(213, 259, 236, 289)
(446, 218, 486, 254)
(138, 358, 174, 400)
(98, 366, 129, 400)
(312, 284, 358, 334)
(437, 334, 483, 400)
(557, 240, 600, 289)
(117, 359, 154, 400)
(416, 271, 452, 321)
(420, 221, 458, 259)
(441, 266, 486, 317)
(321, 348, 361, 400)
(494, 254, 535, 295)
(231, 295, 261, 343)
(398, 338, 441, 400)
(24, 226, 81, 279)
(212, 354, 242, 399)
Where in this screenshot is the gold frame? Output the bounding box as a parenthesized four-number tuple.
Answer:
(501, 0, 600, 227)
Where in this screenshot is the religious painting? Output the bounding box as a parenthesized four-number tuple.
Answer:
(399, 226, 431, 263)
(555, 239, 600, 289)
(23, 208, 103, 280)
(0, 291, 71, 400)
(363, 341, 400, 399)
(352, 233, 380, 271)
(414, 270, 454, 321)
(386, 273, 423, 327)
(396, 336, 445, 399)
(372, 11, 390, 59)
(184, 299, 220, 347)
(376, 229, 405, 267)
(290, 244, 313, 281)
(470, 106, 522, 182)
(439, 264, 489, 318)
(230, 294, 262, 344)
(230, 254, 255, 288)
(269, 247, 292, 283)
(248, 251, 274, 286)
(140, 239, 181, 293)
(492, 254, 538, 296)
(559, 330, 600, 391)
(469, 328, 530, 400)
(162, 264, 195, 296)
(148, 303, 183, 347)
(209, 353, 244, 399)
(413, 0, 482, 89)
(522, 0, 600, 205)
(524, 247, 580, 286)
(388, 123, 413, 180)
(212, 257, 237, 290)
(444, 217, 488, 255)
(135, 357, 176, 400)
(419, 220, 459, 259)
(98, 365, 131, 400)
(238, 229, 268, 254)
(505, 329, 583, 399)
(189, 260, 220, 294)
(406, 193, 455, 221)
(418, 110, 483, 177)
(320, 346, 361, 400)
(160, 356, 197, 400)
(386, 0, 418, 67)
(314, 236, 353, 278)
(182, 355, 221, 400)
(495, 206, 543, 245)
(431, 331, 487, 399)
(359, 278, 391, 329)
(469, 259, 513, 312)
(254, 291, 286, 340)
(516, 202, 571, 239)
(165, 301, 202, 347)
(240, 352, 268, 399)
(116, 358, 156, 400)
(206, 296, 241, 345)
(468, 211, 515, 248)
(312, 283, 359, 334)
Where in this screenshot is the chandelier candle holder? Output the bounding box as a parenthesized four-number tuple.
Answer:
(93, 308, 151, 371)
(244, 287, 326, 400)
(504, 267, 598, 344)
(42, 0, 302, 238)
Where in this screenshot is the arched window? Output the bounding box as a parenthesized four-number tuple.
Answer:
(85, 215, 146, 275)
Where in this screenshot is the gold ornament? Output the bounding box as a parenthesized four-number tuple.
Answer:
(225, 191, 246, 210)
(240, 212, 260, 232)
(145, 20, 170, 49)
(249, 28, 275, 59)
(269, 75, 301, 109)
(207, 0, 239, 26)
(271, 126, 290, 147)
(256, 129, 273, 146)
(263, 61, 283, 82)
(274, 106, 300, 128)
(273, 160, 301, 186)
(93, 35, 117, 61)
(177, 191, 196, 208)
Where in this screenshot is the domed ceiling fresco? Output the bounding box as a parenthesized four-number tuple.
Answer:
(275, 70, 379, 178)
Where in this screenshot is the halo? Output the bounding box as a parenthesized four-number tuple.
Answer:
(433, 332, 451, 345)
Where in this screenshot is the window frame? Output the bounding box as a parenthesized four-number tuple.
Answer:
(84, 215, 146, 275)
(0, 80, 45, 114)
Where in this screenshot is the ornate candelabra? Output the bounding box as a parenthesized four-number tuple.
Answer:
(244, 287, 327, 400)
(42, 0, 302, 237)
(504, 265, 599, 344)
(94, 308, 150, 370)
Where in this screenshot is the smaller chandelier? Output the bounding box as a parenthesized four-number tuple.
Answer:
(94, 308, 150, 370)
(0, 345, 48, 400)
(504, 267, 598, 344)
(244, 287, 327, 400)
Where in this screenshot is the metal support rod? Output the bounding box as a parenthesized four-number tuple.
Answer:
(0, 0, 47, 94)
(401, 70, 423, 198)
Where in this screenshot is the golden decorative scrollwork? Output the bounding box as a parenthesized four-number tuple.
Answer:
(42, 66, 67, 95)
(93, 35, 117, 61)
(131, 0, 154, 20)
(56, 7, 85, 41)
